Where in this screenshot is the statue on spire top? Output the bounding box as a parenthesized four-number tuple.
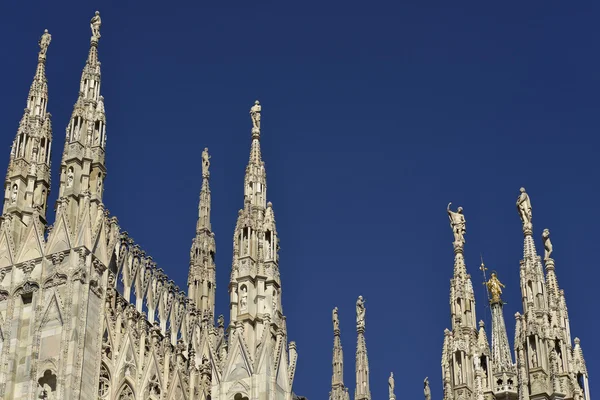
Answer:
(332, 307, 339, 332)
(202, 148, 210, 178)
(516, 187, 532, 231)
(485, 272, 505, 303)
(250, 100, 261, 133)
(447, 202, 466, 249)
(388, 372, 395, 400)
(91, 11, 102, 40)
(356, 296, 365, 330)
(38, 29, 51, 59)
(424, 377, 431, 400)
(543, 228, 553, 261)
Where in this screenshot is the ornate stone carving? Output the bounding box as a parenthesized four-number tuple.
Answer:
(90, 12, 102, 40)
(543, 229, 553, 261)
(250, 100, 262, 133)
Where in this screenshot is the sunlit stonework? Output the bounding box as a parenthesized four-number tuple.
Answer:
(0, 12, 591, 400)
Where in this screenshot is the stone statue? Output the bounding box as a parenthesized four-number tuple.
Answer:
(332, 307, 339, 332)
(486, 272, 505, 303)
(250, 100, 261, 131)
(424, 377, 431, 400)
(240, 286, 248, 311)
(356, 296, 366, 329)
(202, 148, 210, 177)
(516, 187, 532, 229)
(447, 203, 466, 247)
(11, 184, 18, 204)
(97, 175, 103, 194)
(388, 372, 395, 399)
(543, 229, 553, 261)
(67, 168, 74, 188)
(39, 29, 51, 58)
(531, 351, 538, 368)
(457, 362, 463, 383)
(91, 11, 102, 40)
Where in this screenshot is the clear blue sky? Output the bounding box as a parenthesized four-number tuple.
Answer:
(0, 1, 597, 399)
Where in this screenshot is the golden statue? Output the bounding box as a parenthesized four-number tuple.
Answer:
(485, 272, 505, 303)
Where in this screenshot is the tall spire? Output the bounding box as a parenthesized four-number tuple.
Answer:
(354, 296, 370, 400)
(58, 11, 107, 229)
(188, 148, 216, 317)
(2, 29, 53, 245)
(484, 270, 517, 395)
(330, 307, 349, 400)
(443, 204, 480, 400)
(222, 101, 296, 398)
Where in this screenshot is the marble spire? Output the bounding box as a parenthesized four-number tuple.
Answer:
(355, 296, 370, 400)
(330, 307, 350, 400)
(2, 29, 53, 244)
(188, 147, 216, 316)
(58, 11, 107, 229)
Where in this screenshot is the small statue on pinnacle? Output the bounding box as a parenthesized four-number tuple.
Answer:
(38, 29, 51, 59)
(91, 11, 102, 40)
(202, 148, 210, 178)
(424, 377, 431, 400)
(332, 307, 339, 332)
(250, 100, 261, 133)
(447, 202, 466, 249)
(388, 372, 395, 399)
(356, 295, 366, 330)
(485, 272, 505, 303)
(543, 228, 553, 261)
(516, 187, 532, 231)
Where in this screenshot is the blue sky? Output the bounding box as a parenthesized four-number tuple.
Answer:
(0, 1, 597, 399)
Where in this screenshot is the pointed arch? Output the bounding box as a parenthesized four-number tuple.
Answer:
(116, 380, 135, 400)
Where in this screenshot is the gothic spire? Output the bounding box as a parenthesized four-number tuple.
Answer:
(188, 148, 216, 317)
(484, 271, 516, 380)
(447, 203, 477, 330)
(330, 307, 349, 400)
(244, 100, 267, 209)
(2, 29, 53, 242)
(58, 11, 107, 229)
(355, 296, 370, 400)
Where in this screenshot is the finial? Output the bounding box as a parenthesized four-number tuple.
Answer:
(202, 147, 210, 178)
(91, 11, 102, 41)
(542, 228, 553, 261)
(38, 29, 51, 60)
(250, 100, 261, 137)
(356, 295, 366, 331)
(478, 320, 485, 328)
(388, 372, 396, 400)
(332, 307, 340, 334)
(447, 202, 466, 251)
(516, 187, 533, 234)
(485, 271, 505, 304)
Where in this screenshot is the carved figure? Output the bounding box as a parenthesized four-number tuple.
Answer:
(67, 168, 74, 188)
(531, 351, 538, 368)
(240, 286, 248, 311)
(332, 307, 339, 331)
(424, 377, 431, 400)
(516, 187, 532, 228)
(447, 203, 466, 246)
(486, 272, 505, 303)
(543, 229, 553, 261)
(91, 11, 102, 39)
(389, 372, 395, 399)
(11, 184, 18, 204)
(97, 174, 103, 194)
(456, 362, 463, 383)
(250, 100, 261, 131)
(356, 295, 366, 329)
(202, 148, 210, 177)
(39, 30, 51, 58)
(272, 290, 277, 313)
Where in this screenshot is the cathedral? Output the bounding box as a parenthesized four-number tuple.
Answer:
(0, 11, 591, 400)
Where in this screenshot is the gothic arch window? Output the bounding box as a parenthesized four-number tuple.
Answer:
(117, 382, 134, 400)
(98, 363, 110, 399)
